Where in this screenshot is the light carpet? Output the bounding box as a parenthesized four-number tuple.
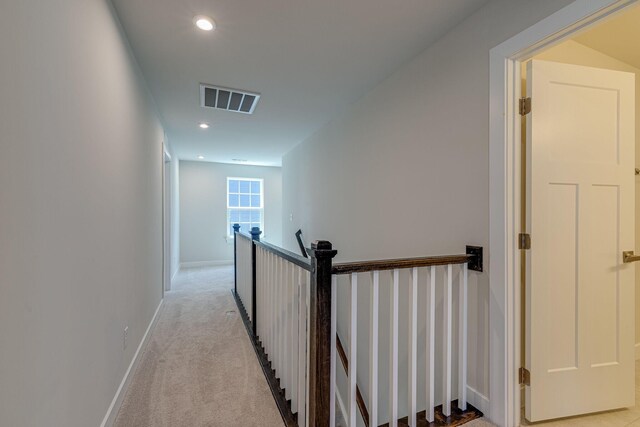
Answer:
(113, 265, 283, 427)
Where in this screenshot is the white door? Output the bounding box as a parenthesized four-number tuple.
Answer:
(525, 59, 635, 422)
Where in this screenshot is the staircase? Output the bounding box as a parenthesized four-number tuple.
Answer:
(233, 225, 484, 427)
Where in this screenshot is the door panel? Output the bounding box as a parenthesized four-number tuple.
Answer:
(545, 182, 579, 372)
(525, 60, 635, 422)
(547, 82, 620, 164)
(588, 184, 620, 368)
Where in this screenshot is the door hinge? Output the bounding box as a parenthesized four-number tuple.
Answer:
(519, 97, 532, 116)
(519, 233, 531, 250)
(519, 367, 531, 386)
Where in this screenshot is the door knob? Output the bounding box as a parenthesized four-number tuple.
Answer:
(623, 251, 640, 263)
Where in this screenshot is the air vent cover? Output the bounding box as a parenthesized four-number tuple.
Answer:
(200, 84, 260, 114)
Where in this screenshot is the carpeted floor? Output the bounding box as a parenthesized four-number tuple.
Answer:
(113, 265, 284, 427)
(114, 265, 494, 427)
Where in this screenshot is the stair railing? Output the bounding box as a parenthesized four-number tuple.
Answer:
(331, 255, 482, 427)
(232, 224, 483, 427)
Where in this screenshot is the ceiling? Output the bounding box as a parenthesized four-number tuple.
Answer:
(112, 0, 489, 166)
(574, 4, 640, 70)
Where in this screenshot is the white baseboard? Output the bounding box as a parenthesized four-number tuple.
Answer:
(636, 343, 640, 360)
(467, 385, 490, 415)
(100, 299, 164, 427)
(180, 260, 233, 269)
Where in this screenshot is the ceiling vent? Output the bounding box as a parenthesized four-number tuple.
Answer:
(200, 84, 260, 114)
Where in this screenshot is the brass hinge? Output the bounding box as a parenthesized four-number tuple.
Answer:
(519, 233, 531, 250)
(519, 367, 531, 386)
(519, 97, 532, 116)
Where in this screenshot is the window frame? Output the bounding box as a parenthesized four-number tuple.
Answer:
(226, 177, 264, 237)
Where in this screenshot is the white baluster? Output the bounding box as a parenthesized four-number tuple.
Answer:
(268, 252, 274, 359)
(258, 248, 261, 327)
(241, 239, 245, 312)
(390, 269, 399, 427)
(260, 249, 264, 347)
(330, 275, 337, 427)
(272, 253, 277, 363)
(256, 247, 260, 338)
(284, 261, 291, 399)
(242, 240, 245, 304)
(249, 241, 252, 313)
(249, 241, 252, 312)
(275, 257, 282, 378)
(349, 273, 358, 427)
(279, 257, 284, 377)
(443, 264, 453, 416)
(291, 265, 298, 409)
(458, 262, 468, 411)
(272, 255, 277, 371)
(270, 254, 278, 364)
(264, 251, 269, 356)
(237, 239, 242, 302)
(306, 270, 312, 427)
(280, 258, 286, 381)
(297, 270, 307, 426)
(289, 262, 295, 397)
(426, 265, 435, 422)
(408, 268, 418, 426)
(370, 271, 379, 427)
(275, 257, 284, 374)
(283, 261, 289, 395)
(245, 240, 249, 308)
(283, 259, 288, 386)
(248, 241, 252, 315)
(260, 248, 264, 339)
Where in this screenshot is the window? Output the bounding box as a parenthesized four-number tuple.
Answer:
(227, 177, 264, 236)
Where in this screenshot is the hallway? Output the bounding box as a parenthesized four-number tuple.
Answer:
(114, 266, 283, 427)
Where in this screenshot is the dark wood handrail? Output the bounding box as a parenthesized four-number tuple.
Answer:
(332, 254, 474, 275)
(336, 335, 370, 427)
(254, 239, 312, 271)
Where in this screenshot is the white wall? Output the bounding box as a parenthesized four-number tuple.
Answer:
(281, 0, 573, 423)
(0, 1, 165, 426)
(180, 161, 282, 265)
(533, 39, 640, 355)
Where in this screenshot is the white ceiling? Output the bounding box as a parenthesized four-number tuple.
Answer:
(112, 0, 489, 166)
(574, 4, 640, 70)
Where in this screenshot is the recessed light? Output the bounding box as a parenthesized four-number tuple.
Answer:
(199, 123, 209, 129)
(198, 155, 205, 160)
(194, 16, 215, 31)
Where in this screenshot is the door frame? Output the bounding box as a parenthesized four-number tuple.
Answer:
(162, 142, 172, 294)
(488, 0, 638, 425)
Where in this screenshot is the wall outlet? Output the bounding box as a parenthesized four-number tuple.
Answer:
(289, 213, 293, 222)
(123, 326, 129, 350)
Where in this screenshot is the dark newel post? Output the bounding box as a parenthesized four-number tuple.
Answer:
(308, 240, 337, 427)
(232, 223, 241, 296)
(250, 227, 262, 336)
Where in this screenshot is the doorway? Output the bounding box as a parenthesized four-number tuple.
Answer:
(489, 1, 640, 425)
(163, 143, 172, 294)
(520, 12, 640, 421)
